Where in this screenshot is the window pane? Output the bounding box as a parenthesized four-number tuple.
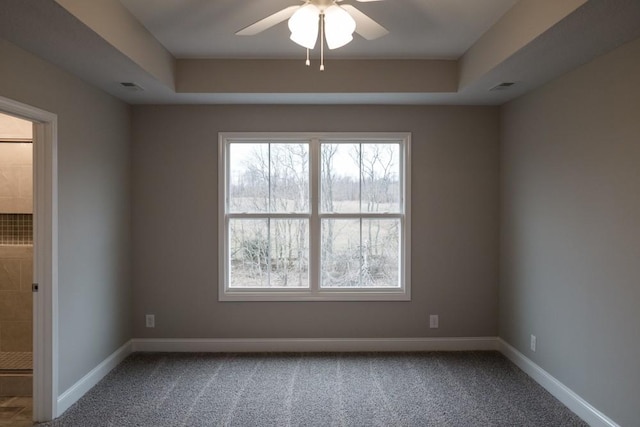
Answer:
(270, 219, 309, 288)
(271, 143, 309, 213)
(229, 219, 309, 288)
(321, 219, 361, 287)
(229, 143, 269, 213)
(321, 143, 360, 213)
(321, 219, 400, 288)
(361, 219, 400, 288)
(321, 142, 401, 214)
(229, 219, 269, 287)
(361, 144, 401, 213)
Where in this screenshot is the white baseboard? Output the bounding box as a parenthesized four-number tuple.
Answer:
(498, 338, 619, 427)
(57, 340, 133, 415)
(131, 337, 499, 353)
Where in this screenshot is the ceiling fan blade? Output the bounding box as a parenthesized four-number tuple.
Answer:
(236, 5, 300, 36)
(340, 4, 389, 40)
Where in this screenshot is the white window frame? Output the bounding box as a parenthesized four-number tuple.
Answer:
(218, 132, 411, 301)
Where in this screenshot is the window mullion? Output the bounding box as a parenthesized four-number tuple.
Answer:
(267, 144, 272, 287)
(359, 142, 363, 213)
(359, 143, 363, 287)
(359, 216, 363, 288)
(309, 138, 320, 294)
(318, 213, 402, 219)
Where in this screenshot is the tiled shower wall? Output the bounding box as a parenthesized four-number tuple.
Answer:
(0, 143, 32, 214)
(0, 214, 33, 245)
(0, 245, 32, 355)
(0, 140, 33, 376)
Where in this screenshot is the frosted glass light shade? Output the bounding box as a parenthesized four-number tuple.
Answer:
(288, 4, 320, 49)
(323, 5, 356, 49)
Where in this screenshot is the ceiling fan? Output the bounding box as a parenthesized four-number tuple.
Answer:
(236, 0, 389, 70)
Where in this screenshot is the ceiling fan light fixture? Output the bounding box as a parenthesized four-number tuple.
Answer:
(237, 0, 388, 71)
(288, 4, 320, 49)
(323, 5, 356, 49)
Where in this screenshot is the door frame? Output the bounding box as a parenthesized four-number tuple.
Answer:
(0, 96, 58, 421)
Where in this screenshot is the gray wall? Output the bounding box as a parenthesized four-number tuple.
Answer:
(0, 39, 132, 394)
(500, 37, 640, 426)
(131, 105, 499, 339)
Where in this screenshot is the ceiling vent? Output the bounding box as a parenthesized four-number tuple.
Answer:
(489, 82, 516, 91)
(120, 82, 144, 91)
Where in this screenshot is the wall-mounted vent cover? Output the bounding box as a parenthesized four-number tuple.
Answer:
(120, 82, 144, 91)
(489, 82, 516, 91)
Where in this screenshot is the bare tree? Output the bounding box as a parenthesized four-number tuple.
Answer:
(230, 142, 399, 289)
(321, 144, 339, 267)
(231, 143, 309, 287)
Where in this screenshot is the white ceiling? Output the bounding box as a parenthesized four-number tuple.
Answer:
(2, 0, 640, 105)
(119, 0, 519, 59)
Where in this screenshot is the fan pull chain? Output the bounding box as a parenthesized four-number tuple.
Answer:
(320, 14, 325, 71)
(306, 49, 310, 66)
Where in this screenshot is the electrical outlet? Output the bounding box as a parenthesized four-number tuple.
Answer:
(530, 334, 536, 352)
(429, 314, 439, 329)
(146, 314, 155, 328)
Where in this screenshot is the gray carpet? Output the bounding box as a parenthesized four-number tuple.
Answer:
(40, 352, 587, 426)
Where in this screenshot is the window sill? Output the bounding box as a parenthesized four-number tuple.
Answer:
(219, 289, 411, 302)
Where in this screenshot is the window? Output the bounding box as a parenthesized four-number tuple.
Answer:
(219, 132, 411, 301)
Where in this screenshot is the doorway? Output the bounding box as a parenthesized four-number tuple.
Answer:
(0, 96, 58, 423)
(0, 112, 33, 425)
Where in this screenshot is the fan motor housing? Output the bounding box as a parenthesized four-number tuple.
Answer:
(312, 0, 337, 10)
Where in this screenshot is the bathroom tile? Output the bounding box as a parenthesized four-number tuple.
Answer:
(0, 247, 30, 259)
(0, 145, 31, 166)
(2, 397, 31, 409)
(0, 407, 21, 420)
(0, 322, 32, 351)
(0, 261, 20, 291)
(12, 410, 32, 424)
(0, 142, 32, 215)
(0, 376, 32, 397)
(0, 292, 32, 321)
(0, 214, 33, 244)
(0, 396, 32, 426)
(0, 420, 32, 427)
(0, 199, 12, 214)
(18, 293, 32, 319)
(20, 260, 33, 292)
(0, 198, 32, 214)
(0, 397, 14, 407)
(0, 174, 13, 199)
(0, 168, 20, 199)
(17, 166, 32, 201)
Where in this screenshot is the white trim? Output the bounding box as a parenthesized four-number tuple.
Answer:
(47, 336, 618, 426)
(218, 132, 227, 302)
(218, 290, 411, 302)
(218, 132, 412, 302)
(0, 96, 58, 422)
(57, 340, 133, 415)
(498, 339, 619, 427)
(131, 337, 498, 353)
(402, 133, 411, 300)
